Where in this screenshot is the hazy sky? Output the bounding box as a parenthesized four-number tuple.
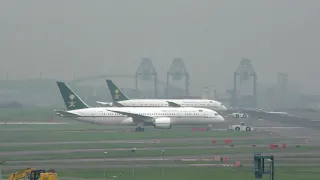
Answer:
(1, 0, 320, 94)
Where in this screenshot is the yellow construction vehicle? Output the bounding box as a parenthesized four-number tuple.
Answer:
(9, 168, 57, 180)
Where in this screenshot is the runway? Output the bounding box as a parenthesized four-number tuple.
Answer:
(0, 122, 69, 124)
(2, 110, 320, 174)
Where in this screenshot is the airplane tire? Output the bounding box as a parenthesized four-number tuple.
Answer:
(243, 114, 247, 118)
(141, 128, 144, 132)
(246, 127, 251, 131)
(207, 128, 211, 132)
(235, 114, 240, 118)
(235, 127, 240, 131)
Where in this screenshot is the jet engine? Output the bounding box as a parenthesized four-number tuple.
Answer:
(153, 117, 172, 129)
(120, 117, 134, 125)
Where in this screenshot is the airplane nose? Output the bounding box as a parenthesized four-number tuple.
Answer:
(218, 115, 225, 121)
(222, 105, 228, 111)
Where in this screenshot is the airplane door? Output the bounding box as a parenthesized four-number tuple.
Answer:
(97, 111, 103, 117)
(177, 111, 182, 118)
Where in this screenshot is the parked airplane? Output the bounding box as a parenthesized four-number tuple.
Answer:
(55, 81, 225, 132)
(96, 79, 227, 112)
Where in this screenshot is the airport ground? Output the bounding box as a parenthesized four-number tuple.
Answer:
(0, 108, 320, 179)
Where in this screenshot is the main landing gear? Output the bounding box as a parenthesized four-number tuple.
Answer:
(135, 126, 144, 132)
(207, 124, 213, 132)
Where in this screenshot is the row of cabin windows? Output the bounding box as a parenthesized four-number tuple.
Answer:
(97, 113, 203, 116)
(133, 104, 214, 106)
(130, 104, 214, 106)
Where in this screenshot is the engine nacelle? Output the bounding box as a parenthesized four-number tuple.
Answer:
(120, 117, 134, 125)
(153, 117, 172, 129)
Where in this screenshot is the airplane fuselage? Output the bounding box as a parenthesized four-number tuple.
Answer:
(65, 107, 225, 126)
(102, 99, 227, 112)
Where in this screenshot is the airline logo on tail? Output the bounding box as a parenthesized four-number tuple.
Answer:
(114, 89, 120, 100)
(68, 94, 76, 107)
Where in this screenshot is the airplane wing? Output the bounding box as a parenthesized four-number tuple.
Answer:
(54, 110, 80, 117)
(167, 101, 182, 107)
(106, 109, 153, 123)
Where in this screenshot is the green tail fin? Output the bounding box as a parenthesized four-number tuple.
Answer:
(56, 81, 90, 110)
(106, 79, 130, 101)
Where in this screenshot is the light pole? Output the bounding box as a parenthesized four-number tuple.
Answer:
(161, 150, 165, 180)
(104, 151, 107, 179)
(131, 148, 137, 180)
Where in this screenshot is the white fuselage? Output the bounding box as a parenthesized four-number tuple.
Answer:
(99, 99, 227, 112)
(66, 107, 225, 126)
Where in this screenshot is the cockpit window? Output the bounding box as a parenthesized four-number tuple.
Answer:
(210, 101, 213, 103)
(214, 113, 218, 116)
(221, 103, 224, 106)
(198, 110, 203, 112)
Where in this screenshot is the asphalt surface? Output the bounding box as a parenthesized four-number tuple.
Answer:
(2, 110, 320, 173)
(5, 150, 320, 165)
(0, 143, 315, 156)
(227, 110, 320, 141)
(0, 135, 280, 146)
(4, 163, 320, 171)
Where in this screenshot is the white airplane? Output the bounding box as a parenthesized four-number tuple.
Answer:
(96, 79, 227, 112)
(55, 81, 225, 132)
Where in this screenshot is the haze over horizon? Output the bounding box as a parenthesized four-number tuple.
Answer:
(1, 0, 320, 94)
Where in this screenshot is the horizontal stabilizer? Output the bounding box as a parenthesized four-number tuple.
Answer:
(96, 101, 124, 107)
(96, 101, 109, 105)
(54, 110, 79, 117)
(96, 101, 114, 107)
